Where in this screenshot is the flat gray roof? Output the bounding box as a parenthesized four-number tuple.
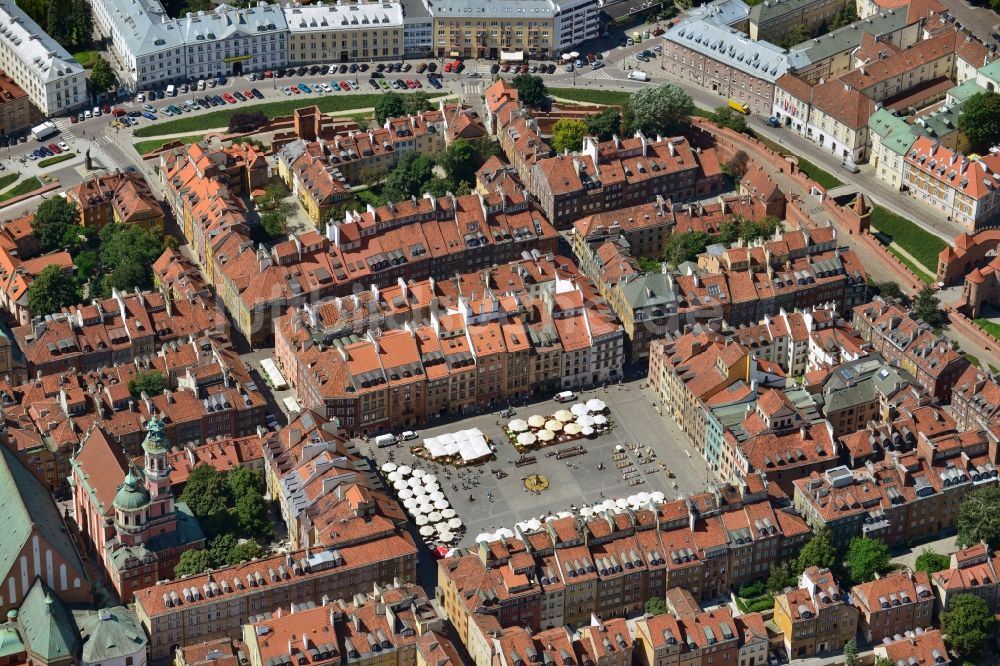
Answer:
(789, 9, 908, 68)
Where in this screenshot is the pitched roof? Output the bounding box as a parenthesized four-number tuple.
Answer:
(18, 580, 79, 662)
(76, 607, 146, 663)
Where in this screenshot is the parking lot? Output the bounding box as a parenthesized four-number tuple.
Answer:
(365, 378, 712, 547)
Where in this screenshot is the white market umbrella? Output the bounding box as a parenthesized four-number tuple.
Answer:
(570, 51, 580, 58)
(441, 508, 457, 518)
(528, 415, 546, 429)
(564, 422, 582, 436)
(434, 499, 450, 510)
(403, 497, 420, 510)
(408, 477, 423, 488)
(561, 53, 573, 60)
(580, 506, 594, 517)
(415, 514, 429, 526)
(423, 474, 438, 485)
(439, 530, 455, 542)
(587, 398, 607, 413)
(651, 491, 666, 503)
(419, 525, 435, 537)
(476, 532, 495, 543)
(537, 429, 555, 442)
(554, 409, 574, 423)
(637, 492, 651, 503)
(581, 426, 595, 437)
(556, 511, 573, 518)
(416, 503, 434, 515)
(394, 480, 409, 491)
(615, 497, 629, 509)
(381, 462, 397, 473)
(627, 494, 640, 507)
(545, 420, 563, 432)
(428, 511, 443, 523)
(525, 518, 541, 531)
(576, 414, 595, 428)
(593, 414, 608, 425)
(398, 488, 413, 500)
(423, 482, 440, 493)
(412, 469, 426, 479)
(397, 465, 412, 476)
(388, 471, 403, 482)
(429, 490, 445, 502)
(496, 527, 514, 539)
(570, 403, 588, 417)
(508, 419, 529, 432)
(447, 517, 463, 529)
(412, 485, 427, 496)
(517, 432, 537, 446)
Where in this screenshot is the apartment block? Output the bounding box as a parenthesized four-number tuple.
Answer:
(0, 70, 36, 135)
(773, 566, 858, 659)
(0, 245, 73, 326)
(276, 141, 352, 226)
(874, 630, 951, 666)
(932, 543, 1000, 612)
(950, 365, 1000, 431)
(285, 2, 404, 65)
(818, 355, 917, 437)
(749, 0, 851, 42)
(851, 571, 935, 643)
(66, 170, 165, 231)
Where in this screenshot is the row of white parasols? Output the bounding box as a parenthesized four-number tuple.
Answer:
(381, 461, 462, 542)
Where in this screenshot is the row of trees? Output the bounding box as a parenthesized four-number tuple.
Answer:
(373, 91, 436, 125)
(19, 0, 92, 52)
(174, 465, 272, 577)
(654, 216, 783, 269)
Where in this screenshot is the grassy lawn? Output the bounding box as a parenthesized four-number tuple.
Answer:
(73, 50, 100, 68)
(38, 153, 76, 168)
(888, 245, 935, 284)
(974, 318, 1000, 340)
(871, 205, 947, 273)
(794, 157, 844, 190)
(133, 94, 414, 138)
(547, 88, 632, 106)
(0, 172, 19, 191)
(134, 134, 206, 155)
(0, 177, 42, 202)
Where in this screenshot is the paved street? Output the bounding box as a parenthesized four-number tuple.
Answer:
(365, 378, 712, 547)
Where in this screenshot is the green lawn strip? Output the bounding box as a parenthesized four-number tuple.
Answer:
(793, 157, 843, 190)
(38, 153, 77, 168)
(887, 246, 935, 285)
(354, 187, 385, 207)
(73, 50, 100, 68)
(0, 177, 42, 202)
(133, 94, 416, 137)
(547, 88, 632, 106)
(0, 172, 19, 191)
(133, 134, 206, 155)
(871, 205, 947, 273)
(974, 318, 1000, 340)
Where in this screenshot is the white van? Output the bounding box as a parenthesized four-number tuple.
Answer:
(197, 79, 206, 91)
(555, 390, 576, 403)
(375, 433, 398, 448)
(166, 84, 176, 96)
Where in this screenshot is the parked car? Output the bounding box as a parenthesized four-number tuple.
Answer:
(280, 86, 292, 95)
(416, 63, 428, 73)
(466, 71, 481, 78)
(309, 65, 321, 75)
(428, 76, 442, 89)
(378, 79, 390, 90)
(48, 143, 61, 154)
(339, 80, 351, 91)
(401, 62, 411, 72)
(490, 63, 500, 74)
(142, 112, 157, 120)
(298, 83, 312, 93)
(233, 91, 246, 101)
(338, 64, 348, 73)
(251, 88, 264, 99)
(223, 93, 237, 103)
(264, 70, 274, 78)
(349, 63, 358, 73)
(70, 115, 78, 123)
(426, 62, 437, 72)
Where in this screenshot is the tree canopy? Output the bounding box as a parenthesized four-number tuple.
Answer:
(710, 106, 750, 134)
(440, 138, 479, 187)
(912, 286, 942, 328)
(383, 152, 437, 201)
(664, 231, 712, 267)
(958, 485, 1000, 549)
(128, 370, 164, 399)
(941, 593, 997, 656)
(644, 596, 667, 615)
(958, 92, 1000, 152)
(180, 465, 232, 539)
(623, 83, 693, 137)
(179, 464, 271, 541)
(843, 639, 858, 666)
(373, 92, 434, 124)
(551, 119, 588, 153)
(585, 108, 621, 142)
(174, 548, 211, 577)
(33, 197, 81, 253)
(845, 537, 891, 584)
(512, 74, 547, 107)
(796, 527, 838, 573)
(95, 223, 165, 295)
(766, 562, 795, 595)
(90, 57, 119, 96)
(28, 265, 78, 316)
(914, 549, 951, 575)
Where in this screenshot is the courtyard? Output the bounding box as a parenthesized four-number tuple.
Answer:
(365, 377, 713, 548)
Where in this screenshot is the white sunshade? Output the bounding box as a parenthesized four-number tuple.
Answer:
(434, 499, 450, 510)
(556, 511, 573, 519)
(528, 415, 547, 428)
(397, 465, 412, 476)
(441, 508, 457, 518)
(415, 515, 429, 526)
(417, 503, 434, 515)
(593, 414, 608, 425)
(615, 497, 629, 509)
(495, 527, 514, 539)
(508, 419, 529, 432)
(587, 398, 607, 413)
(651, 491, 666, 503)
(517, 432, 537, 446)
(403, 498, 420, 510)
(448, 517, 463, 529)
(381, 462, 397, 473)
(438, 530, 455, 542)
(423, 481, 440, 493)
(576, 415, 595, 428)
(537, 429, 555, 442)
(581, 426, 595, 436)
(554, 409, 574, 423)
(408, 477, 423, 488)
(570, 403, 588, 417)
(412, 469, 426, 479)
(429, 491, 445, 502)
(423, 427, 492, 461)
(525, 518, 541, 531)
(564, 422, 582, 436)
(393, 480, 409, 491)
(476, 532, 495, 543)
(397, 488, 413, 500)
(428, 511, 443, 523)
(580, 506, 594, 517)
(387, 471, 403, 483)
(419, 525, 435, 537)
(545, 420, 563, 432)
(423, 474, 438, 485)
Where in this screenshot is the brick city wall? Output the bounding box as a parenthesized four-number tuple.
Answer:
(946, 307, 1000, 355)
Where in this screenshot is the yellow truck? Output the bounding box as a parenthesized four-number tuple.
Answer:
(727, 98, 750, 114)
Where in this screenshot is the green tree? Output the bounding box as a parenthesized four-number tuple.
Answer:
(958, 92, 1000, 152)
(585, 108, 621, 142)
(766, 562, 795, 595)
(128, 370, 164, 399)
(351, 113, 371, 132)
(374, 92, 407, 124)
(357, 165, 388, 189)
(71, 0, 93, 49)
(717, 220, 740, 245)
(958, 485, 1000, 549)
(228, 466, 265, 500)
(874, 659, 894, 666)
(98, 223, 165, 291)
(383, 152, 436, 200)
(208, 533, 240, 568)
(942, 593, 997, 657)
(402, 91, 433, 116)
(644, 596, 667, 615)
(28, 265, 78, 316)
(73, 249, 98, 285)
(843, 638, 858, 666)
(33, 196, 80, 253)
(796, 527, 838, 574)
(440, 138, 480, 185)
(551, 119, 587, 153)
(664, 231, 711, 267)
(776, 25, 811, 48)
(710, 106, 750, 134)
(104, 261, 150, 293)
(912, 286, 942, 327)
(474, 138, 504, 164)
(90, 57, 119, 96)
(228, 539, 265, 564)
(180, 465, 231, 538)
(174, 548, 211, 577)
(511, 74, 547, 107)
(623, 83, 693, 137)
(260, 211, 285, 239)
(915, 549, 951, 575)
(878, 282, 902, 300)
(846, 537, 891, 584)
(235, 493, 272, 539)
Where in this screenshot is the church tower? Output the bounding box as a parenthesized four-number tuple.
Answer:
(142, 414, 174, 521)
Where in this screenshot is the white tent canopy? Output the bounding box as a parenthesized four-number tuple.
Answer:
(434, 499, 450, 510)
(412, 469, 426, 479)
(397, 465, 412, 476)
(423, 428, 492, 461)
(387, 471, 403, 483)
(423, 474, 438, 485)
(397, 488, 413, 500)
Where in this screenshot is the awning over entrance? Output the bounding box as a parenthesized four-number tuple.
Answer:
(449, 50, 461, 57)
(500, 51, 524, 62)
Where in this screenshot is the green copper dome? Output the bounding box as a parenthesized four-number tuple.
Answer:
(113, 468, 150, 511)
(141, 415, 168, 455)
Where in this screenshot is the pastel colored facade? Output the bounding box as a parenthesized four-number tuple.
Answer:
(0, 70, 37, 135)
(285, 2, 404, 65)
(772, 567, 857, 659)
(874, 630, 950, 666)
(951, 365, 1000, 431)
(0, 246, 73, 327)
(851, 570, 935, 643)
(66, 170, 165, 231)
(748, 0, 851, 42)
(932, 543, 1000, 612)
